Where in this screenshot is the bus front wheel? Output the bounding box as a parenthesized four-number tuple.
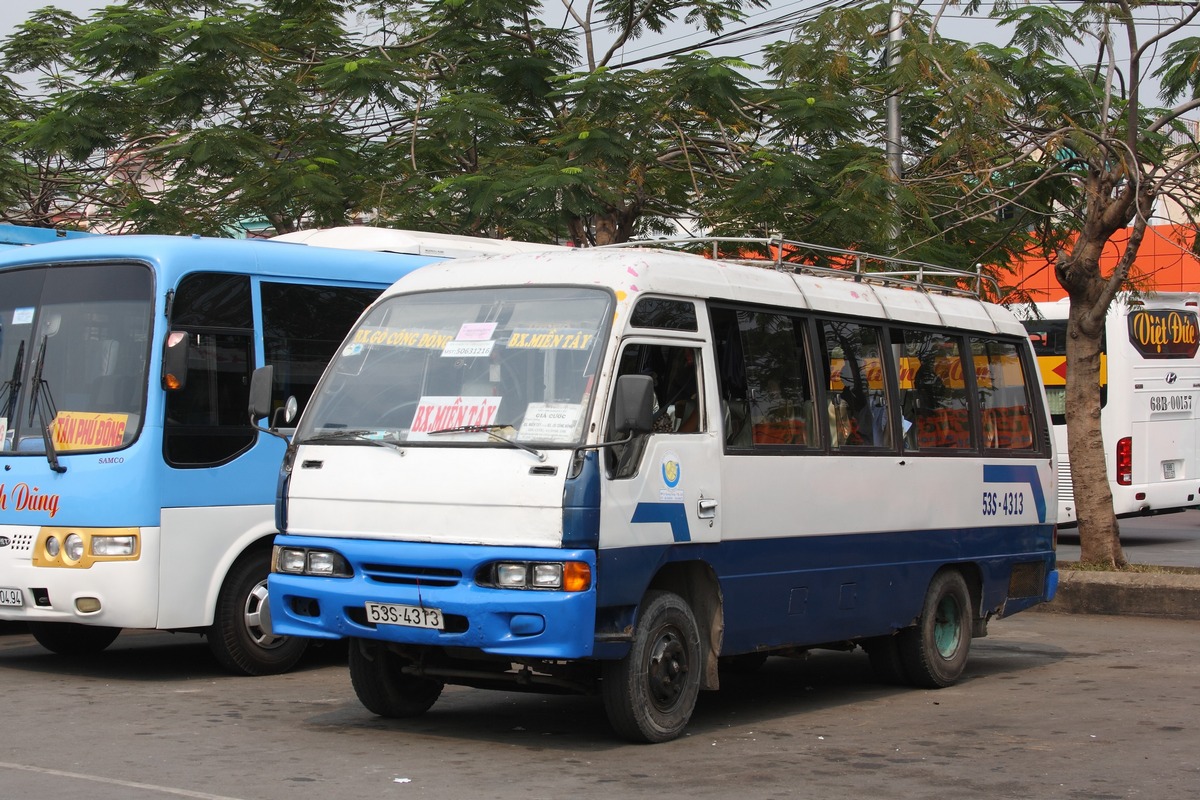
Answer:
(209, 549, 308, 676)
(602, 590, 702, 743)
(898, 569, 972, 689)
(28, 621, 120, 656)
(349, 639, 444, 718)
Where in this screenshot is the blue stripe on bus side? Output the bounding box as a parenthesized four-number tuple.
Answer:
(596, 524, 1055, 654)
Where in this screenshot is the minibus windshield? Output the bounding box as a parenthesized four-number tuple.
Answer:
(0, 262, 152, 454)
(296, 286, 611, 448)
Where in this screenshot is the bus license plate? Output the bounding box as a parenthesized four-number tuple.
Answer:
(1164, 462, 1177, 479)
(0, 587, 23, 607)
(364, 601, 443, 630)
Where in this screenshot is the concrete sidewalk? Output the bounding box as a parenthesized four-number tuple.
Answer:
(1040, 567, 1200, 620)
(1042, 510, 1200, 620)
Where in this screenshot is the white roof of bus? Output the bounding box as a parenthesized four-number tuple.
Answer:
(271, 226, 564, 258)
(382, 246, 1026, 336)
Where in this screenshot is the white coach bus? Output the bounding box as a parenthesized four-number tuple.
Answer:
(1021, 294, 1200, 523)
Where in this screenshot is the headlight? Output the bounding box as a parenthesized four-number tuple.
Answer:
(91, 535, 136, 557)
(275, 547, 307, 574)
(45, 536, 61, 558)
(272, 545, 351, 578)
(64, 533, 84, 561)
(481, 561, 591, 592)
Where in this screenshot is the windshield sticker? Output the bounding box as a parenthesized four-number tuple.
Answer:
(12, 308, 34, 325)
(506, 329, 596, 351)
(456, 322, 497, 341)
(0, 418, 6, 449)
(441, 340, 496, 359)
(516, 403, 583, 441)
(351, 326, 453, 350)
(409, 396, 502, 440)
(51, 411, 129, 451)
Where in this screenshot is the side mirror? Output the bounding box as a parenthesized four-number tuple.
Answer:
(248, 365, 274, 421)
(612, 374, 655, 438)
(272, 395, 298, 428)
(161, 331, 189, 391)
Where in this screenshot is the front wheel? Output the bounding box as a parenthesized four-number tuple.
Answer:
(349, 639, 443, 718)
(602, 590, 702, 743)
(28, 621, 120, 655)
(897, 570, 973, 689)
(209, 549, 308, 676)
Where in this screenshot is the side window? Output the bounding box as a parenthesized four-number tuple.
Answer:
(894, 328, 973, 451)
(164, 273, 255, 467)
(972, 337, 1037, 451)
(712, 306, 816, 449)
(261, 282, 381, 422)
(820, 319, 891, 449)
(607, 342, 704, 478)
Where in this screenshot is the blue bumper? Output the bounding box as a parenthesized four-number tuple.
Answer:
(269, 536, 598, 659)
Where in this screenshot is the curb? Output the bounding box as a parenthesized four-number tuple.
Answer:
(1035, 569, 1200, 620)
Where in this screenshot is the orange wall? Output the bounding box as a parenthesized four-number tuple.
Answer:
(1005, 224, 1200, 301)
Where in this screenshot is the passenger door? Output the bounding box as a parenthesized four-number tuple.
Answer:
(600, 339, 723, 549)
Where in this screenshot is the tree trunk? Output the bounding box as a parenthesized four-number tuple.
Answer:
(1063, 296, 1127, 567)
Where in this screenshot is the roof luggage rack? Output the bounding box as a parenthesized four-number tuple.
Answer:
(609, 236, 998, 300)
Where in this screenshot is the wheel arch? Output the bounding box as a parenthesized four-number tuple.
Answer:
(645, 560, 723, 690)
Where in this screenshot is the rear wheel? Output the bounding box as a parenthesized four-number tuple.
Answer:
(28, 622, 120, 655)
(349, 639, 443, 718)
(602, 591, 702, 743)
(897, 570, 972, 689)
(209, 549, 308, 676)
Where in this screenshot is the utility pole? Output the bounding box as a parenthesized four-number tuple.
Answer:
(886, 5, 904, 184)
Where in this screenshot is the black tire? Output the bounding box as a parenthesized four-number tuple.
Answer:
(348, 638, 443, 718)
(208, 549, 308, 676)
(863, 635, 909, 685)
(28, 622, 120, 655)
(897, 570, 973, 689)
(602, 591, 702, 743)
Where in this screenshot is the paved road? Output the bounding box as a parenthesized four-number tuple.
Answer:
(1056, 508, 1200, 567)
(1, 612, 1197, 800)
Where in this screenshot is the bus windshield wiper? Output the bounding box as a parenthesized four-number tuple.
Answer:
(1, 339, 25, 425)
(27, 335, 65, 473)
(427, 423, 546, 462)
(299, 429, 404, 453)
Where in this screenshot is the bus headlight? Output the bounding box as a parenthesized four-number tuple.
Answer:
(272, 546, 352, 578)
(91, 535, 137, 557)
(64, 534, 85, 562)
(33, 528, 141, 568)
(479, 561, 592, 592)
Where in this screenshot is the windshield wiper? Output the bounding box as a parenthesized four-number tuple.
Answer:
(427, 423, 546, 462)
(1, 339, 25, 425)
(299, 429, 405, 453)
(27, 335, 65, 473)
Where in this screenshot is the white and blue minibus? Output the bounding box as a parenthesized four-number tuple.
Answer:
(0, 229, 551, 674)
(265, 241, 1059, 741)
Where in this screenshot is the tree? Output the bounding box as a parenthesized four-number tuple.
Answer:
(362, 0, 774, 244)
(770, 1, 1200, 567)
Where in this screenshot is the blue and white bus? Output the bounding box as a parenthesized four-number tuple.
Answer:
(265, 242, 1059, 741)
(0, 230, 551, 673)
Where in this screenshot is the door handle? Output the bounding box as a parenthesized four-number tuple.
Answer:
(697, 498, 718, 519)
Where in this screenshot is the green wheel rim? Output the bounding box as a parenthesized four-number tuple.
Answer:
(933, 595, 962, 657)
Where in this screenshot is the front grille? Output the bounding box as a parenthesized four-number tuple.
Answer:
(3, 533, 35, 554)
(360, 563, 462, 587)
(1009, 561, 1047, 598)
